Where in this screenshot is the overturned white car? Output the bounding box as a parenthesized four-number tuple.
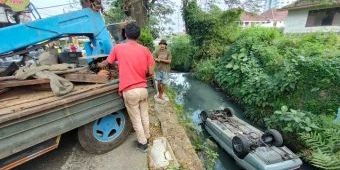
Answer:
(201, 108, 303, 170)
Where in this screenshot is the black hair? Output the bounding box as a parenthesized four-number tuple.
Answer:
(125, 22, 140, 40)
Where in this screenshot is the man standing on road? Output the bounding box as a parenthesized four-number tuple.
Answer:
(153, 39, 172, 100)
(98, 22, 155, 152)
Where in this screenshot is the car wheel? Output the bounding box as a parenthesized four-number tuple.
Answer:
(78, 109, 132, 154)
(200, 111, 208, 122)
(232, 134, 251, 159)
(262, 129, 283, 147)
(223, 107, 234, 117)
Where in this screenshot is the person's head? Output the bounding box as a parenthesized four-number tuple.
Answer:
(125, 22, 140, 40)
(159, 39, 167, 50)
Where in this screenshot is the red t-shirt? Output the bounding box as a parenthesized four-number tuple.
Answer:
(107, 40, 154, 93)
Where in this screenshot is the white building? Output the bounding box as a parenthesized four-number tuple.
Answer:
(239, 9, 288, 28)
(282, 0, 340, 33)
(264, 0, 297, 11)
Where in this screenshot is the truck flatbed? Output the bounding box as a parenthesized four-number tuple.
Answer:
(0, 78, 156, 161)
(0, 83, 104, 122)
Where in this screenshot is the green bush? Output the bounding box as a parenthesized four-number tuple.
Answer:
(139, 27, 154, 51)
(169, 35, 197, 72)
(265, 106, 319, 133)
(193, 59, 218, 83)
(215, 27, 340, 122)
(266, 106, 340, 169)
(183, 1, 241, 60)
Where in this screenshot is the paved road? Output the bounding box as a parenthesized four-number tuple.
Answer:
(14, 130, 148, 170)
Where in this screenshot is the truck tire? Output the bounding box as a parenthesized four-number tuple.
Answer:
(263, 129, 283, 147)
(78, 109, 132, 154)
(232, 134, 251, 159)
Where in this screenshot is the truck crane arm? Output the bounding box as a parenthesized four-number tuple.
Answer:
(0, 8, 112, 58)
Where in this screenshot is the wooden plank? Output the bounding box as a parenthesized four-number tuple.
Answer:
(0, 76, 15, 82)
(0, 96, 19, 102)
(0, 79, 50, 89)
(0, 94, 55, 110)
(0, 84, 118, 123)
(0, 84, 111, 117)
(0, 67, 88, 82)
(63, 73, 109, 83)
(0, 88, 9, 95)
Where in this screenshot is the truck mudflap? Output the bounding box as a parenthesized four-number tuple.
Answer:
(0, 136, 60, 170)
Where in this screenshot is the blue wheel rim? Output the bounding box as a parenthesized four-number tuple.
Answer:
(92, 110, 126, 142)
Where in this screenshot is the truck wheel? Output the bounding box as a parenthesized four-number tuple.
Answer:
(78, 109, 132, 154)
(232, 134, 251, 159)
(263, 129, 283, 147)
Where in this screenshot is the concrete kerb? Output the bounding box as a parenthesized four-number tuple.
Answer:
(152, 97, 204, 170)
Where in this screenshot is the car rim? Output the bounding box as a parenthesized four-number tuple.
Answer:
(233, 138, 243, 152)
(92, 111, 126, 142)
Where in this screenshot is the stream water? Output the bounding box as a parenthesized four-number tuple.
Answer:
(168, 73, 312, 170)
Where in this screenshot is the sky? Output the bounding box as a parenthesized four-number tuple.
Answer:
(30, 0, 82, 18)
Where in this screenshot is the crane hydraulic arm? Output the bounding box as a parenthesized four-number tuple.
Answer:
(0, 8, 112, 58)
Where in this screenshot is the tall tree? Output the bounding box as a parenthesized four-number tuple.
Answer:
(105, 0, 174, 36)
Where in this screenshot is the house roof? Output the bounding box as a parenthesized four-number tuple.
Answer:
(240, 9, 288, 22)
(261, 8, 288, 21)
(281, 0, 340, 10)
(240, 12, 266, 22)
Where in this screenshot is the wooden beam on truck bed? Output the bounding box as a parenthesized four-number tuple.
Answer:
(0, 84, 105, 116)
(63, 73, 109, 83)
(0, 79, 50, 88)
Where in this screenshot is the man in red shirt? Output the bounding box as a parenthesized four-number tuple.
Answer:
(98, 22, 155, 152)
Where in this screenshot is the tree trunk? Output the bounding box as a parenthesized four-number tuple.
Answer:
(123, 0, 148, 26)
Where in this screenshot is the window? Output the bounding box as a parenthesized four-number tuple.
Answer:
(306, 7, 340, 27)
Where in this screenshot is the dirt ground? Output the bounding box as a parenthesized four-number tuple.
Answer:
(148, 96, 204, 170)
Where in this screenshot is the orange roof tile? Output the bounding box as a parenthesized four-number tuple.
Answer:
(240, 12, 266, 22)
(261, 8, 288, 21)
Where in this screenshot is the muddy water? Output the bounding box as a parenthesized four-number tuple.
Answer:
(168, 73, 312, 170)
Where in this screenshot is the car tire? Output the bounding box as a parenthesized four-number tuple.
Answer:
(78, 109, 132, 154)
(223, 107, 234, 117)
(232, 134, 251, 159)
(200, 111, 208, 122)
(263, 129, 283, 147)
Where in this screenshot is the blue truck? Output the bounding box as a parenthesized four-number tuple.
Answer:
(0, 1, 155, 169)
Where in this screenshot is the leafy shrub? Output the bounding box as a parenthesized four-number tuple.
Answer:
(267, 106, 340, 169)
(215, 27, 340, 122)
(193, 59, 218, 83)
(299, 119, 340, 169)
(183, 1, 241, 60)
(139, 27, 154, 51)
(169, 35, 197, 72)
(265, 106, 319, 133)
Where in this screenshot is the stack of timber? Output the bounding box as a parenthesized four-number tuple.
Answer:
(0, 66, 118, 91)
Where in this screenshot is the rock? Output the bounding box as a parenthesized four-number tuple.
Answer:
(149, 137, 179, 170)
